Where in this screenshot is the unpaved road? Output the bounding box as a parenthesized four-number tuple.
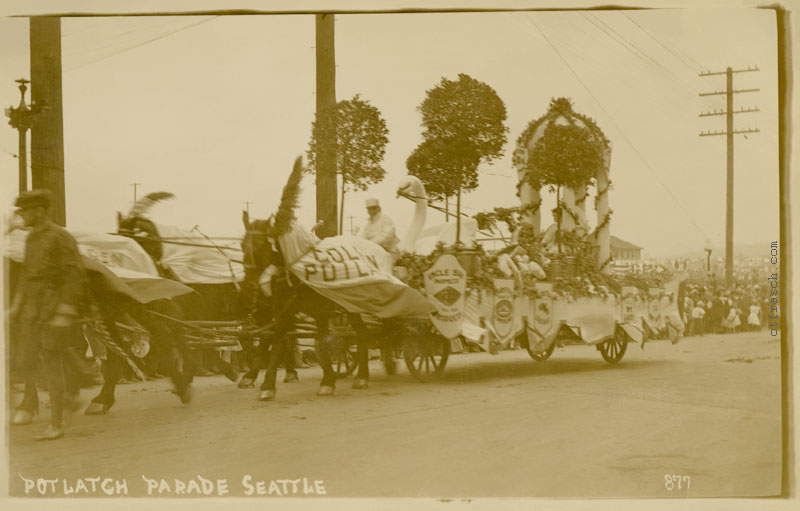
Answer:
(8, 330, 781, 498)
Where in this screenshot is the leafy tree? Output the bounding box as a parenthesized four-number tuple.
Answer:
(529, 116, 604, 254)
(411, 73, 508, 238)
(406, 137, 479, 221)
(307, 94, 389, 234)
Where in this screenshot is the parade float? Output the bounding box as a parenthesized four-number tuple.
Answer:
(391, 97, 685, 380)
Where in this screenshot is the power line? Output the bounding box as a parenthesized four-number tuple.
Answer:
(67, 16, 218, 72)
(526, 13, 709, 240)
(581, 13, 716, 112)
(621, 13, 705, 74)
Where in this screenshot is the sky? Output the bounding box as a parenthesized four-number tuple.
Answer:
(0, 1, 782, 258)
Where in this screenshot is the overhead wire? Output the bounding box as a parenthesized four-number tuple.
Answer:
(525, 13, 710, 241)
(580, 13, 717, 112)
(66, 16, 219, 72)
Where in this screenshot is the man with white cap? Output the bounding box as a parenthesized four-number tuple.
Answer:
(358, 198, 399, 254)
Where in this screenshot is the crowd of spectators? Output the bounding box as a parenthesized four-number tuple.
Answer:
(679, 266, 775, 337)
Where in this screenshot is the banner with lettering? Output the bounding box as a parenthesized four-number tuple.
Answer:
(424, 254, 467, 338)
(279, 225, 435, 318)
(6, 230, 193, 303)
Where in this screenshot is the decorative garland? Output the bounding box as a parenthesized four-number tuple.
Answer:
(590, 209, 613, 240)
(394, 246, 671, 304)
(593, 179, 612, 210)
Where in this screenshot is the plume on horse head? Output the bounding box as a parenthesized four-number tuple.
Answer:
(272, 156, 305, 236)
(127, 191, 175, 219)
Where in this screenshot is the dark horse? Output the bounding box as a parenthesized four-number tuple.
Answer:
(84, 284, 193, 413)
(79, 201, 245, 414)
(241, 211, 372, 400)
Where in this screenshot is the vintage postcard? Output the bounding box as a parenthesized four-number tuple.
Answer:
(0, 0, 795, 509)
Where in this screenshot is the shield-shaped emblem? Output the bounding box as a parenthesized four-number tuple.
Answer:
(424, 254, 467, 339)
(531, 282, 554, 335)
(621, 286, 637, 323)
(491, 279, 515, 344)
(647, 288, 662, 322)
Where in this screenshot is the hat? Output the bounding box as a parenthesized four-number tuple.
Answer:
(14, 189, 52, 210)
(365, 198, 380, 208)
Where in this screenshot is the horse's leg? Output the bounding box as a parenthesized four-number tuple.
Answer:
(86, 354, 121, 414)
(212, 350, 240, 382)
(315, 311, 336, 396)
(349, 314, 370, 389)
(238, 341, 260, 388)
(283, 327, 299, 383)
(381, 318, 397, 376)
(258, 325, 288, 400)
(138, 300, 192, 404)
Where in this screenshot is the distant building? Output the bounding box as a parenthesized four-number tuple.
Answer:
(611, 236, 642, 261)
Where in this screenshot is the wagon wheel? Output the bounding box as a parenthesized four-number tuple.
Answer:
(404, 334, 449, 382)
(527, 339, 555, 362)
(598, 326, 628, 364)
(332, 344, 358, 378)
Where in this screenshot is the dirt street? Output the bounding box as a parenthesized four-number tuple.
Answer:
(8, 330, 781, 498)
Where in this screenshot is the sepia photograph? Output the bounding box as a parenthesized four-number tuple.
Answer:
(0, 0, 795, 506)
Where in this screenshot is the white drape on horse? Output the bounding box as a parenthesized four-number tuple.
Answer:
(154, 223, 245, 284)
(277, 224, 435, 318)
(5, 229, 193, 303)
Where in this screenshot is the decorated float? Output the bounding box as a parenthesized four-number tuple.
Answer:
(391, 98, 685, 381)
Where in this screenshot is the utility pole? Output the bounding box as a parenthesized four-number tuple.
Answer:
(699, 65, 759, 284)
(5, 78, 38, 193)
(130, 182, 142, 203)
(315, 14, 338, 239)
(30, 17, 66, 226)
(244, 201, 253, 215)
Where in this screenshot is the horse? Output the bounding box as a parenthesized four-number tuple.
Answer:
(241, 212, 372, 400)
(84, 289, 193, 414)
(116, 206, 246, 381)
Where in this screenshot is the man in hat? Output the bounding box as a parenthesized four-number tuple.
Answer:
(358, 198, 399, 253)
(8, 189, 86, 440)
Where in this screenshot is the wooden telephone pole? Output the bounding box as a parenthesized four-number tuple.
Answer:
(315, 14, 337, 238)
(30, 17, 66, 226)
(699, 65, 759, 284)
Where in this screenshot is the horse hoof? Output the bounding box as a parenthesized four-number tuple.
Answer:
(284, 372, 299, 383)
(177, 386, 192, 405)
(84, 402, 110, 415)
(352, 379, 368, 390)
(259, 390, 276, 401)
(317, 386, 335, 396)
(11, 409, 34, 426)
(238, 378, 255, 389)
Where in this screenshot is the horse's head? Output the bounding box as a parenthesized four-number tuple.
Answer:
(241, 210, 284, 281)
(117, 211, 164, 262)
(117, 191, 175, 264)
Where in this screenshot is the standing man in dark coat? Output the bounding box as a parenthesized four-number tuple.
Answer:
(8, 190, 87, 440)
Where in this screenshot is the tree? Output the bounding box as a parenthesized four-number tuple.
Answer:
(413, 73, 508, 240)
(529, 119, 604, 254)
(405, 137, 479, 221)
(307, 94, 389, 234)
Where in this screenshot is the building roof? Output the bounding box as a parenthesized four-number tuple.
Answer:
(610, 235, 642, 251)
